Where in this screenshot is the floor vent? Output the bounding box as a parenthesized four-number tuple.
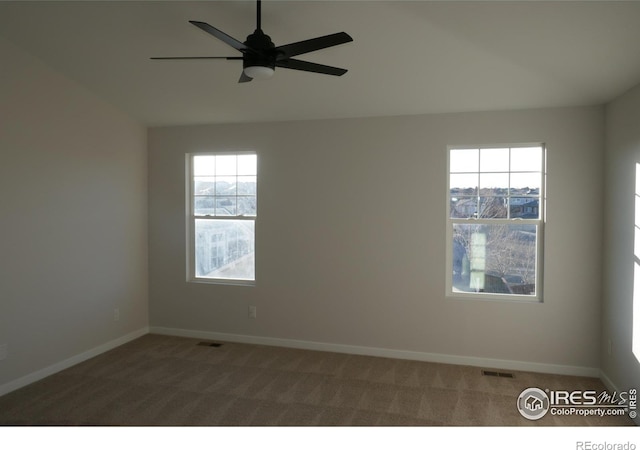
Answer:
(482, 370, 514, 378)
(197, 342, 223, 347)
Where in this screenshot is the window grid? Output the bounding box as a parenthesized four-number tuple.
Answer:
(193, 154, 257, 219)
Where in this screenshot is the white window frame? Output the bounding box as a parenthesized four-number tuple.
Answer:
(445, 144, 545, 302)
(186, 151, 257, 286)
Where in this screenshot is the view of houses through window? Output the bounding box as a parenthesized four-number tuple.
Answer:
(190, 153, 256, 283)
(447, 146, 544, 299)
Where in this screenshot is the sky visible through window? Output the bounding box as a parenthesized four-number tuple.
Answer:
(449, 147, 542, 192)
(194, 154, 256, 178)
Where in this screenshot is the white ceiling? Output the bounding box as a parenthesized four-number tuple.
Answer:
(2, 1, 640, 126)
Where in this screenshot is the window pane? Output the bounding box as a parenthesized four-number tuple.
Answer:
(479, 197, 508, 218)
(510, 198, 540, 219)
(480, 148, 509, 172)
(215, 176, 236, 196)
(193, 156, 215, 176)
(450, 149, 479, 173)
(195, 219, 255, 280)
(215, 197, 236, 216)
(194, 196, 215, 216)
(511, 147, 542, 172)
(510, 172, 541, 193)
(452, 223, 537, 296)
(450, 196, 477, 218)
(237, 176, 257, 195)
(215, 155, 237, 176)
(635, 195, 640, 229)
(194, 177, 215, 196)
(479, 173, 508, 190)
(237, 196, 257, 216)
(450, 174, 478, 191)
(238, 154, 257, 175)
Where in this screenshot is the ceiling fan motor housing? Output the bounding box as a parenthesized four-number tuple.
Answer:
(243, 30, 276, 70)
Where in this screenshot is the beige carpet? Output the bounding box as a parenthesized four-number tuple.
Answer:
(0, 334, 634, 426)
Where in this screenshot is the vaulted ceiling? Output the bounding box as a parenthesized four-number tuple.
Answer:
(2, 1, 640, 126)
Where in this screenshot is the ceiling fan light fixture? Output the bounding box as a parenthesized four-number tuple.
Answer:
(244, 65, 274, 80)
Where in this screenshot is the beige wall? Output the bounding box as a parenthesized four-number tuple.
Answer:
(603, 82, 640, 423)
(149, 106, 604, 373)
(0, 37, 148, 389)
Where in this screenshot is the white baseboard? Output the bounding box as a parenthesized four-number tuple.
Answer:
(0, 326, 603, 399)
(150, 326, 601, 378)
(599, 370, 620, 393)
(0, 327, 149, 398)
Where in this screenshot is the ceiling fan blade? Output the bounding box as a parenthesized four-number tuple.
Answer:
(239, 72, 253, 83)
(150, 56, 243, 60)
(275, 59, 347, 76)
(189, 21, 253, 53)
(275, 32, 353, 60)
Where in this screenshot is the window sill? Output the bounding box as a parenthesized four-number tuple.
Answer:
(188, 278, 255, 287)
(447, 291, 542, 303)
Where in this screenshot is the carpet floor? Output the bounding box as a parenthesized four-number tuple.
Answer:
(0, 334, 635, 426)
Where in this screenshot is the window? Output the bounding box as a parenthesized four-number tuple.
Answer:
(633, 163, 640, 360)
(188, 152, 257, 284)
(446, 145, 545, 300)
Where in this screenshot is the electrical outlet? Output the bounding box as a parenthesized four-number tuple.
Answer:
(114, 308, 120, 322)
(0, 344, 8, 361)
(248, 306, 257, 319)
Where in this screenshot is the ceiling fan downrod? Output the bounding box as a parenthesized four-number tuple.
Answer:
(256, 0, 262, 31)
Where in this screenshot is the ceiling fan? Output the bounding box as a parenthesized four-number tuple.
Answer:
(151, 0, 353, 83)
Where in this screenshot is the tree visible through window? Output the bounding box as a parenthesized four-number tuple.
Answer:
(189, 152, 256, 283)
(447, 146, 544, 299)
